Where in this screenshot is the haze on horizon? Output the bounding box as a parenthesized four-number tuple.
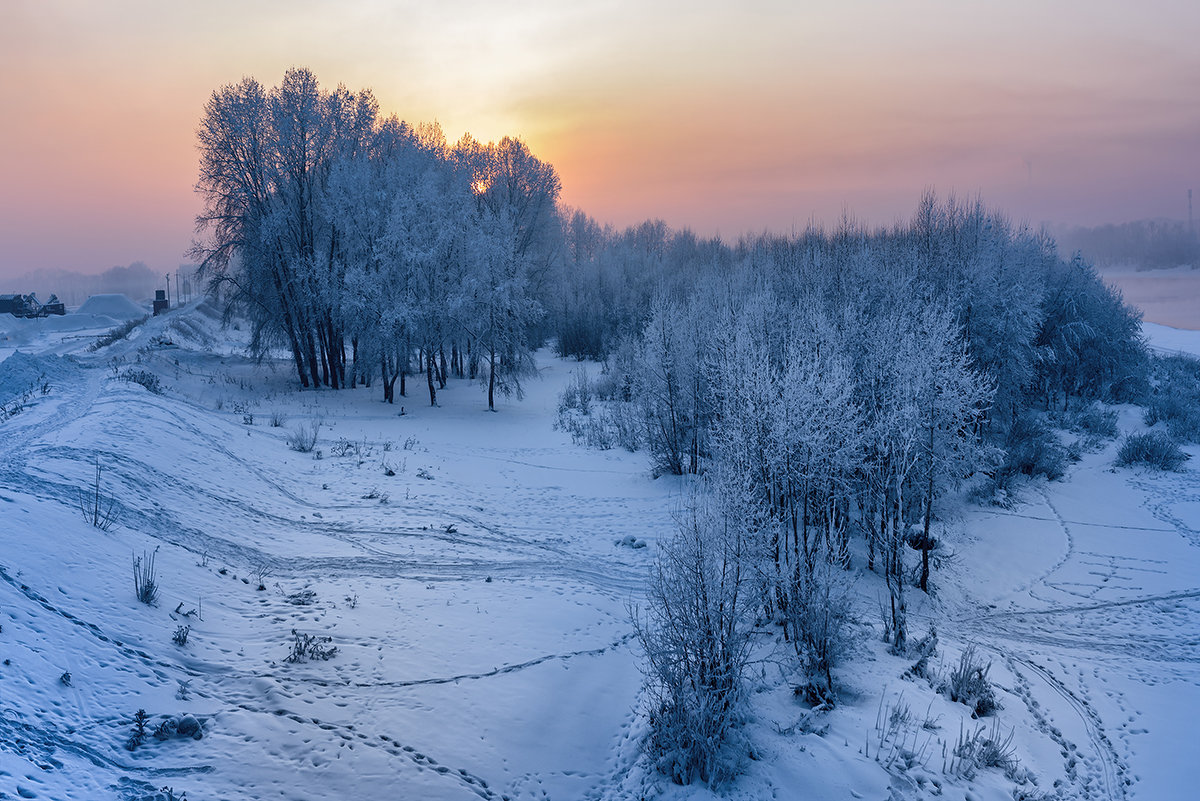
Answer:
(1, 0, 1197, 282)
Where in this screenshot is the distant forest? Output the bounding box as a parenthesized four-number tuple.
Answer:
(1057, 218, 1199, 269)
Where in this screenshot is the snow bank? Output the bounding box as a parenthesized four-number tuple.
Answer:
(76, 293, 147, 320)
(1143, 321, 1200, 358)
(36, 313, 120, 332)
(0, 350, 79, 404)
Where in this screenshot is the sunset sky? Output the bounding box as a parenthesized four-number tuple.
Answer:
(1, 0, 1197, 280)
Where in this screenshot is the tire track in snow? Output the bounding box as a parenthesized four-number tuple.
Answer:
(6, 443, 648, 595)
(961, 587, 1200, 622)
(0, 564, 196, 683)
(1, 351, 650, 800)
(959, 491, 1127, 800)
(1129, 472, 1200, 548)
(1003, 651, 1126, 801)
(977, 508, 1175, 532)
(7, 402, 649, 596)
(0, 556, 614, 801)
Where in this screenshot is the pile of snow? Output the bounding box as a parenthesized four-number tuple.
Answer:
(33, 313, 120, 333)
(0, 314, 124, 351)
(0, 350, 79, 403)
(76, 293, 146, 320)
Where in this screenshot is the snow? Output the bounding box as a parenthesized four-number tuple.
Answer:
(75, 293, 148, 320)
(1142, 321, 1200, 358)
(0, 302, 1197, 799)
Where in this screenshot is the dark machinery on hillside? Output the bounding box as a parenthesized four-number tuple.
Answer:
(0, 293, 66, 318)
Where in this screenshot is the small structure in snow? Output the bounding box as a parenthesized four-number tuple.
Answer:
(0, 293, 66, 317)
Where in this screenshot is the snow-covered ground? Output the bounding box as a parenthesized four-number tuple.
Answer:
(1142, 322, 1200, 359)
(0, 304, 1196, 800)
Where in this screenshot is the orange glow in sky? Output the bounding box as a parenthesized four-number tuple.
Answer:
(1, 0, 1198, 279)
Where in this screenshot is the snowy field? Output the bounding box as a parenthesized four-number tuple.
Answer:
(0, 302, 1197, 800)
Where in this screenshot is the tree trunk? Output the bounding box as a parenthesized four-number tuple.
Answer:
(487, 347, 496, 410)
(427, 352, 437, 406)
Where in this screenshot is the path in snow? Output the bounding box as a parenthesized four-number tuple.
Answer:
(948, 430, 1200, 800)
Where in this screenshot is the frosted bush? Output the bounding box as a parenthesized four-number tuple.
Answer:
(1116, 431, 1189, 471)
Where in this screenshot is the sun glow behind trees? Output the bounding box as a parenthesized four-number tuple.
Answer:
(191, 69, 559, 409)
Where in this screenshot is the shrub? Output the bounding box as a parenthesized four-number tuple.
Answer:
(1004, 414, 1067, 480)
(1144, 354, 1200, 442)
(120, 368, 163, 395)
(153, 718, 177, 741)
(127, 708, 151, 750)
(88, 316, 149, 352)
(634, 494, 752, 787)
(330, 437, 369, 458)
(555, 368, 641, 452)
(172, 625, 190, 646)
(286, 419, 321, 453)
(1115, 431, 1189, 471)
(943, 644, 999, 718)
(133, 548, 159, 606)
(285, 630, 338, 663)
(785, 560, 855, 704)
(79, 457, 119, 531)
(951, 720, 1020, 780)
(557, 369, 593, 417)
(283, 588, 317, 606)
(1070, 403, 1119, 439)
(0, 378, 48, 423)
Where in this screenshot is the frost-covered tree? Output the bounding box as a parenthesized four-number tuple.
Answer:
(464, 208, 543, 409)
(635, 473, 755, 786)
(1035, 254, 1147, 408)
(193, 68, 377, 389)
(636, 292, 714, 475)
(193, 70, 561, 405)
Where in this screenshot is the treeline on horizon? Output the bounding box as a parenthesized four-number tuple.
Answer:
(1058, 217, 1199, 269)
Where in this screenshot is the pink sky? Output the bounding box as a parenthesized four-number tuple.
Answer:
(1, 0, 1197, 280)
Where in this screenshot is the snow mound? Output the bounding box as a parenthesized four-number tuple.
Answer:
(76, 293, 147, 320)
(37, 313, 120, 332)
(0, 350, 79, 404)
(0, 313, 123, 347)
